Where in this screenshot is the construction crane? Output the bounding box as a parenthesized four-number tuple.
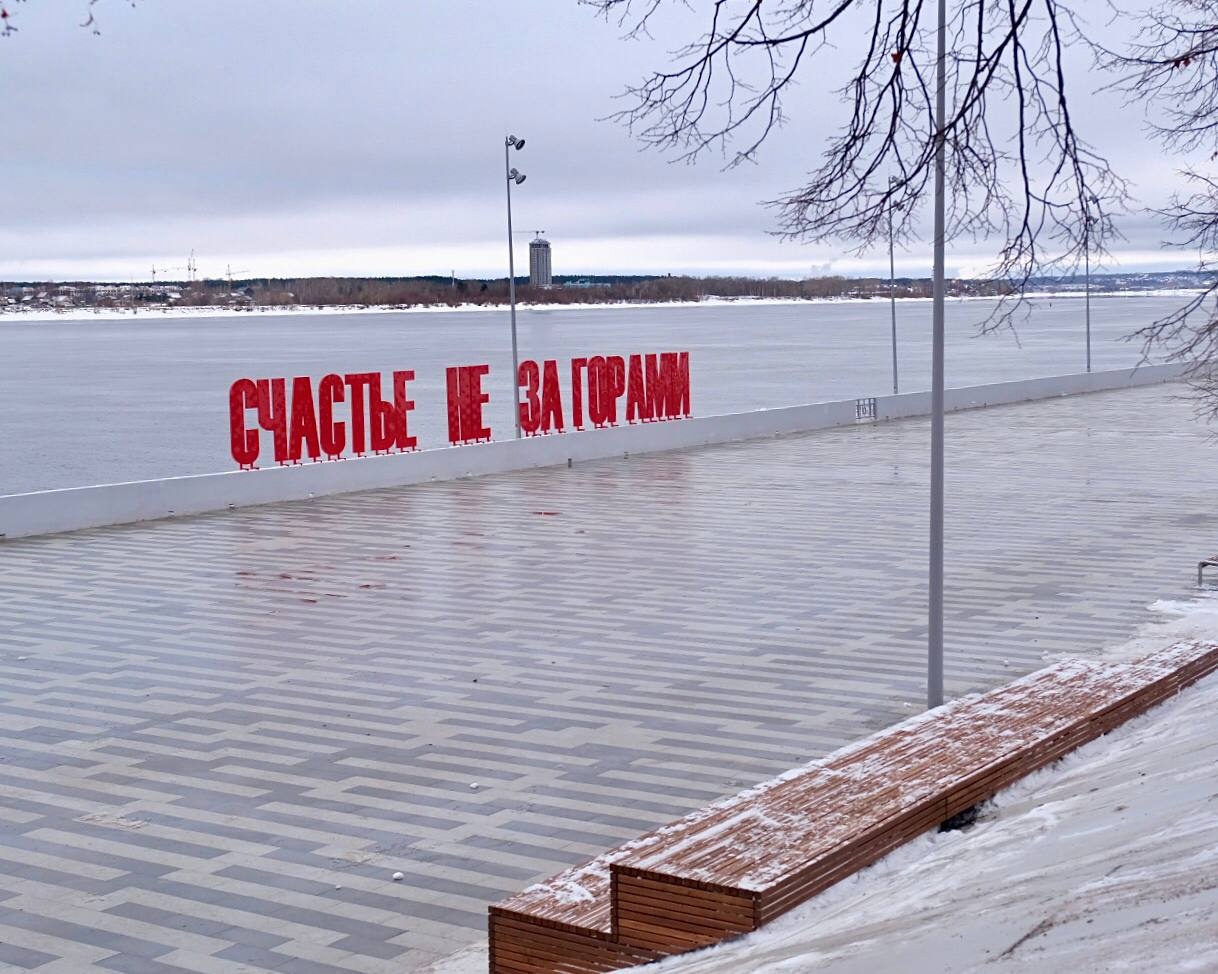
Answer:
(149, 252, 198, 284)
(225, 265, 251, 289)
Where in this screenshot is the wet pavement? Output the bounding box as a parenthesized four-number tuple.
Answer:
(0, 382, 1213, 971)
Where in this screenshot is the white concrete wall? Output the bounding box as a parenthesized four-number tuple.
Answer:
(0, 363, 1186, 541)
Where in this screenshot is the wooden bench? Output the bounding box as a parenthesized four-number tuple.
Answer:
(1200, 554, 1218, 586)
(488, 639, 1218, 973)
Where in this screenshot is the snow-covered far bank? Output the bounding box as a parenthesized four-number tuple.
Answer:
(424, 596, 1218, 974)
(0, 288, 1206, 325)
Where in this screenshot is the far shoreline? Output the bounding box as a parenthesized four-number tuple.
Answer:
(0, 288, 1204, 325)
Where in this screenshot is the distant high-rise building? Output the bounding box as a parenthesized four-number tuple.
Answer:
(529, 235, 552, 288)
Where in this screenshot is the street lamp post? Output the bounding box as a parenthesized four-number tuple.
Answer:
(927, 0, 947, 710)
(1084, 244, 1091, 373)
(888, 175, 900, 396)
(504, 134, 527, 439)
(1084, 194, 1098, 374)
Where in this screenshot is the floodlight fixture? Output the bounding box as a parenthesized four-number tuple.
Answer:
(503, 133, 531, 438)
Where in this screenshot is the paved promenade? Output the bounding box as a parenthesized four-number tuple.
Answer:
(0, 383, 1213, 972)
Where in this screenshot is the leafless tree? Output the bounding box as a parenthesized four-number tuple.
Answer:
(1108, 1, 1218, 417)
(583, 0, 1124, 323)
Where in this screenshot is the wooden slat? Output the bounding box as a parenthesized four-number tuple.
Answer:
(490, 914, 658, 974)
(614, 876, 756, 924)
(614, 872, 757, 952)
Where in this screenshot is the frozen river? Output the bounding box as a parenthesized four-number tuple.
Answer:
(0, 294, 1181, 494)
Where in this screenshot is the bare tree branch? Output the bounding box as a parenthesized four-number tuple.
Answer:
(2, 1, 128, 37)
(583, 0, 1126, 327)
(1105, 0, 1218, 419)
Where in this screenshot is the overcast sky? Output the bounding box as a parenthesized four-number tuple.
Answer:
(0, 0, 1201, 281)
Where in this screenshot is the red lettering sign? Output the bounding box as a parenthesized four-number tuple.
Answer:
(518, 359, 541, 436)
(586, 356, 608, 427)
(288, 376, 321, 462)
(227, 351, 689, 469)
(256, 378, 289, 462)
(229, 378, 259, 468)
(318, 373, 346, 459)
(540, 359, 564, 433)
(229, 367, 418, 467)
(570, 357, 587, 430)
(446, 364, 491, 445)
(344, 372, 375, 456)
(568, 351, 689, 428)
(391, 370, 418, 451)
(604, 355, 626, 425)
(646, 351, 691, 420)
(625, 354, 650, 423)
(518, 359, 565, 435)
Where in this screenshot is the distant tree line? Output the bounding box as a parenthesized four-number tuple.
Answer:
(6, 271, 1205, 314)
(166, 273, 1010, 309)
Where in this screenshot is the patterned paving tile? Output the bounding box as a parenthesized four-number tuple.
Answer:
(0, 383, 1214, 971)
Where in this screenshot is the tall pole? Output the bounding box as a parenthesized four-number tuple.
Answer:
(505, 141, 521, 439)
(1084, 242, 1092, 373)
(888, 183, 900, 396)
(927, 0, 947, 709)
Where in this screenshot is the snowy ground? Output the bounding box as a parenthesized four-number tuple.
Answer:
(427, 597, 1218, 974)
(0, 288, 1205, 324)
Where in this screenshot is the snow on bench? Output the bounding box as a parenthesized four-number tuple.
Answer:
(488, 640, 1218, 974)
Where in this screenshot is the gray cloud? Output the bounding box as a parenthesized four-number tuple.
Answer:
(0, 0, 1200, 280)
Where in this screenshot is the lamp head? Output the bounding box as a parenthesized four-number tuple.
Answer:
(508, 167, 526, 185)
(506, 135, 525, 149)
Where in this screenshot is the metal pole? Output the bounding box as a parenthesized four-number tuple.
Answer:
(888, 197, 899, 396)
(927, 0, 947, 710)
(506, 142, 521, 439)
(1084, 245, 1092, 373)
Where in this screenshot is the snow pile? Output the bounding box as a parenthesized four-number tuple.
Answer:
(425, 596, 1218, 973)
